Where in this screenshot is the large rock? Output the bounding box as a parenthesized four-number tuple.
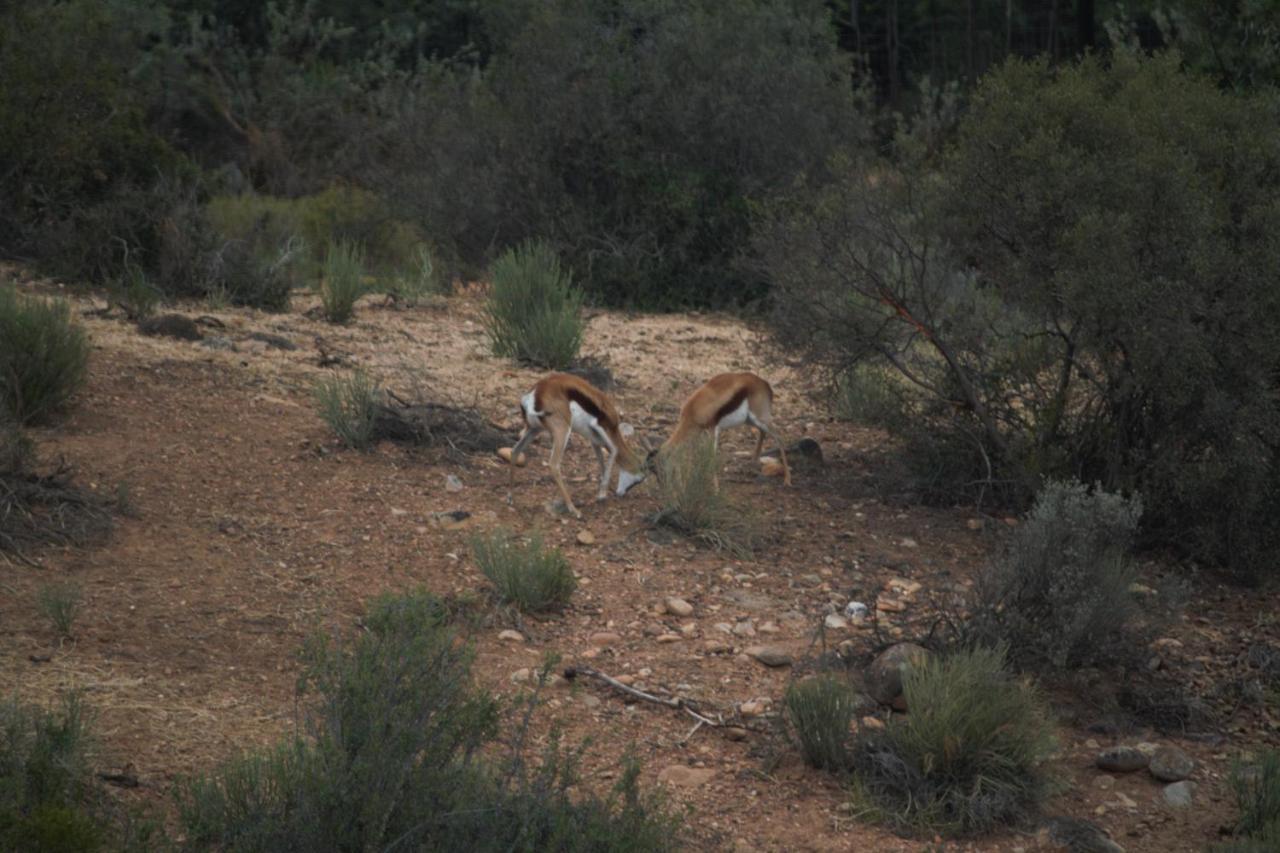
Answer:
(1096, 746, 1149, 773)
(1162, 780, 1196, 808)
(745, 646, 792, 668)
(865, 643, 929, 706)
(1040, 816, 1125, 853)
(1148, 745, 1194, 782)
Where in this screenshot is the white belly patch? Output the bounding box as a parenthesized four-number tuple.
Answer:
(569, 401, 612, 447)
(717, 399, 751, 430)
(521, 391, 541, 427)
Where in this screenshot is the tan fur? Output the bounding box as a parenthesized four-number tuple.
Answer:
(509, 373, 644, 518)
(659, 372, 790, 487)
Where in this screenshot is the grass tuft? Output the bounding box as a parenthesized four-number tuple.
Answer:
(482, 240, 584, 369)
(313, 369, 382, 450)
(785, 675, 858, 772)
(0, 286, 90, 426)
(36, 581, 83, 639)
(317, 239, 367, 324)
(653, 435, 761, 558)
(472, 529, 576, 614)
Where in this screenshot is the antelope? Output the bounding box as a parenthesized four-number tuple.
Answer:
(651, 372, 791, 487)
(505, 373, 647, 518)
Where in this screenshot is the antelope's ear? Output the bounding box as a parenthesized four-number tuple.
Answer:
(619, 422, 635, 438)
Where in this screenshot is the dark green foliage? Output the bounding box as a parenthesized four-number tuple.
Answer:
(963, 481, 1144, 671)
(317, 239, 366, 324)
(762, 52, 1280, 579)
(653, 435, 761, 558)
(178, 589, 674, 852)
(482, 241, 584, 369)
(0, 287, 90, 426)
(379, 0, 863, 308)
(313, 370, 382, 450)
(784, 675, 857, 772)
(0, 694, 105, 853)
(851, 647, 1057, 836)
(472, 529, 576, 614)
(1223, 750, 1280, 845)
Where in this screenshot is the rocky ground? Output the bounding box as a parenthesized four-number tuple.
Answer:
(3, 268, 1279, 851)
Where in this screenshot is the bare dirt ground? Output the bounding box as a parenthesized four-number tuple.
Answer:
(3, 268, 1279, 852)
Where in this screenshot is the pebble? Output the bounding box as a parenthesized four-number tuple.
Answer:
(657, 765, 717, 787)
(877, 597, 907, 613)
(1162, 780, 1196, 807)
(900, 537, 918, 548)
(498, 629, 525, 643)
(1149, 745, 1195, 782)
(679, 622, 698, 636)
(1096, 747, 1149, 773)
(576, 530, 596, 545)
(824, 614, 848, 630)
(757, 621, 780, 634)
(965, 518, 984, 531)
(589, 631, 621, 647)
(732, 621, 757, 638)
(445, 474, 464, 492)
(714, 622, 735, 635)
(739, 700, 769, 717)
(703, 640, 732, 654)
(656, 633, 682, 643)
(844, 601, 869, 620)
(725, 726, 748, 741)
(664, 597, 693, 617)
(745, 645, 792, 667)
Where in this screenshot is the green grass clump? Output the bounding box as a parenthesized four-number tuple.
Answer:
(388, 244, 447, 307)
(313, 369, 382, 450)
(0, 286, 89, 425)
(851, 647, 1057, 836)
(785, 675, 858, 772)
(317, 239, 367, 324)
(36, 581, 83, 639)
(653, 435, 761, 558)
(482, 240, 584, 369)
(1214, 750, 1280, 851)
(472, 529, 576, 614)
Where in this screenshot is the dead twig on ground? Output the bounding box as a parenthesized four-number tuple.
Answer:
(565, 665, 735, 736)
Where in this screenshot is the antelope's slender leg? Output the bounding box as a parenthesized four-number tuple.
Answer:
(510, 426, 539, 482)
(547, 421, 580, 517)
(752, 428, 766, 461)
(749, 415, 791, 486)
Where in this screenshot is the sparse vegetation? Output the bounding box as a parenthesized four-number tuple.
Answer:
(851, 647, 1057, 836)
(0, 286, 90, 426)
(388, 244, 446, 306)
(1216, 750, 1280, 850)
(317, 239, 367, 324)
(178, 589, 673, 852)
(482, 241, 584, 369)
(472, 529, 576, 614)
(962, 481, 1144, 671)
(110, 261, 162, 321)
(0, 427, 112, 558)
(36, 581, 83, 639)
(653, 435, 761, 558)
(784, 675, 858, 772)
(313, 370, 382, 450)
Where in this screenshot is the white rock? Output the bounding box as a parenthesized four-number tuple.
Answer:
(824, 614, 848, 630)
(664, 597, 694, 617)
(445, 474, 464, 492)
(498, 629, 525, 643)
(844, 601, 869, 620)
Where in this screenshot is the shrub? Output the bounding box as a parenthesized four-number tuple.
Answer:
(851, 647, 1057, 836)
(317, 239, 367, 323)
(0, 693, 107, 852)
(653, 435, 761, 558)
(963, 481, 1143, 671)
(785, 675, 858, 772)
(0, 287, 90, 426)
(1223, 750, 1280, 845)
(483, 241, 584, 369)
(110, 261, 162, 322)
(0, 429, 113, 558)
(178, 589, 673, 852)
(472, 529, 576, 614)
(313, 370, 382, 450)
(37, 582, 83, 640)
(388, 244, 447, 307)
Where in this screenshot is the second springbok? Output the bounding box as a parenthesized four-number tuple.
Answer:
(505, 373, 646, 518)
(653, 371, 791, 486)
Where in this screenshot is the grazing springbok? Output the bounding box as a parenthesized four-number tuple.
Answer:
(652, 371, 790, 486)
(503, 373, 646, 518)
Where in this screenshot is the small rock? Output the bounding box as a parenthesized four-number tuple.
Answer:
(714, 622, 735, 635)
(510, 668, 532, 684)
(899, 537, 919, 549)
(966, 518, 985, 531)
(244, 330, 297, 350)
(759, 458, 786, 478)
(739, 699, 769, 717)
(657, 765, 716, 787)
(824, 614, 848, 630)
(1149, 745, 1194, 782)
(497, 447, 528, 466)
(445, 474, 464, 492)
(1112, 792, 1137, 809)
(1040, 816, 1125, 853)
(844, 601, 869, 620)
(576, 530, 596, 545)
(732, 620, 757, 638)
(876, 597, 907, 613)
(589, 631, 621, 647)
(745, 646, 792, 668)
(1128, 583, 1157, 597)
(429, 510, 472, 530)
(581, 695, 602, 709)
(725, 726, 748, 741)
(865, 643, 929, 706)
(1162, 780, 1196, 807)
(1096, 747, 1149, 773)
(679, 622, 698, 637)
(703, 640, 732, 654)
(664, 597, 693, 617)
(498, 629, 525, 643)
(757, 621, 780, 634)
(1093, 774, 1116, 791)
(886, 577, 922, 597)
(860, 716, 884, 730)
(199, 335, 237, 351)
(656, 633, 682, 643)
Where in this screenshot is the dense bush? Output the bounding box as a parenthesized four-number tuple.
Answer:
(851, 647, 1057, 836)
(0, 694, 107, 852)
(376, 0, 864, 308)
(313, 370, 382, 450)
(482, 241, 584, 369)
(762, 52, 1280, 579)
(962, 481, 1144, 671)
(0, 287, 90, 426)
(178, 588, 673, 852)
(653, 435, 761, 558)
(784, 675, 858, 772)
(472, 529, 576, 614)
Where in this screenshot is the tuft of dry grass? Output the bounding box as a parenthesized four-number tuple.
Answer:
(653, 435, 762, 558)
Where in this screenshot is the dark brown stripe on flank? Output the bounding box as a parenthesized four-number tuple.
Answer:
(567, 387, 613, 429)
(713, 387, 748, 425)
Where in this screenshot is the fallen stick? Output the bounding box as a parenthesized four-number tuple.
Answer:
(565, 666, 724, 730)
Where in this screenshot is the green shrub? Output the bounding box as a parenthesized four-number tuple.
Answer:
(313, 370, 382, 450)
(1224, 750, 1280, 845)
(317, 239, 367, 323)
(483, 241, 584, 369)
(851, 647, 1057, 836)
(110, 261, 162, 321)
(178, 589, 674, 852)
(653, 435, 761, 558)
(963, 481, 1144, 671)
(0, 287, 90, 426)
(472, 529, 576, 614)
(37, 582, 83, 640)
(0, 693, 106, 853)
(388, 244, 447, 306)
(785, 675, 858, 772)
